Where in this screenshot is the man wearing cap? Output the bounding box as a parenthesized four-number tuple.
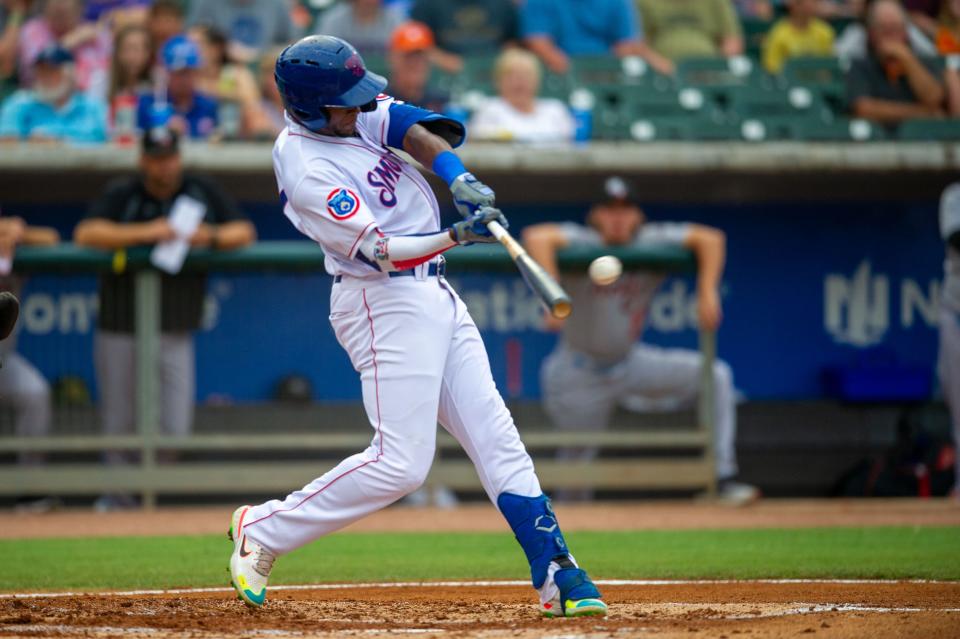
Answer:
(0, 44, 107, 143)
(74, 127, 255, 511)
(523, 177, 759, 505)
(388, 21, 449, 113)
(137, 34, 219, 139)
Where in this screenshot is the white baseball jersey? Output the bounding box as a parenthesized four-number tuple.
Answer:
(273, 96, 442, 278)
(245, 96, 561, 610)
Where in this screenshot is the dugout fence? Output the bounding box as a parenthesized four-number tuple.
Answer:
(1, 242, 716, 507)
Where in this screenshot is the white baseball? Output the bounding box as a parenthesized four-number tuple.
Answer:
(588, 255, 622, 286)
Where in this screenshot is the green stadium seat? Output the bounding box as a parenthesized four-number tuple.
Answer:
(898, 119, 960, 141)
(677, 56, 774, 91)
(622, 116, 694, 141)
(726, 85, 832, 122)
(779, 56, 849, 118)
(791, 118, 881, 141)
(570, 55, 675, 92)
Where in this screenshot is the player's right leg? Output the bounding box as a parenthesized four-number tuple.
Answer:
(0, 347, 51, 465)
(229, 279, 456, 607)
(938, 307, 960, 497)
(436, 293, 606, 618)
(540, 347, 616, 501)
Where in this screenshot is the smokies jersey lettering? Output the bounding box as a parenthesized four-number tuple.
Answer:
(272, 96, 442, 278)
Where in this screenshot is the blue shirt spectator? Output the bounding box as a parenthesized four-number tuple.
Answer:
(136, 34, 218, 139)
(522, 0, 640, 56)
(0, 44, 107, 143)
(136, 91, 218, 139)
(521, 0, 674, 75)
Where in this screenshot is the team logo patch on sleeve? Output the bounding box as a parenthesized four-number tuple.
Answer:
(326, 188, 360, 220)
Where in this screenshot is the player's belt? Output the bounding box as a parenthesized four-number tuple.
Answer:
(334, 261, 444, 284)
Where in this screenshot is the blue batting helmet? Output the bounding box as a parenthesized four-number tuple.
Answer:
(274, 35, 387, 132)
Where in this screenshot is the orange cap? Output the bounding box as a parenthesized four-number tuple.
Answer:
(390, 21, 434, 52)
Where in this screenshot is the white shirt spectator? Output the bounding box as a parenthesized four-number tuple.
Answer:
(469, 96, 575, 144)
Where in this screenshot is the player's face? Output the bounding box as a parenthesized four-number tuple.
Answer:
(589, 202, 644, 246)
(140, 152, 183, 197)
(323, 106, 361, 137)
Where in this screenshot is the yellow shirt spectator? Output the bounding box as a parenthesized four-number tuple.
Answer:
(762, 17, 835, 74)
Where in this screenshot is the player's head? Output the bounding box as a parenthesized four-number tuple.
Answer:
(274, 35, 387, 135)
(33, 45, 76, 107)
(587, 177, 645, 246)
(140, 127, 183, 198)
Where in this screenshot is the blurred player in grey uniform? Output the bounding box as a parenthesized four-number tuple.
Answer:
(939, 183, 960, 499)
(0, 215, 60, 511)
(523, 177, 758, 504)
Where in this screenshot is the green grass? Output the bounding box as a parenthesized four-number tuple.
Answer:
(5, 527, 959, 592)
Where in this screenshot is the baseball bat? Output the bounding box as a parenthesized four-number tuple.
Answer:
(486, 220, 572, 319)
(0, 291, 19, 341)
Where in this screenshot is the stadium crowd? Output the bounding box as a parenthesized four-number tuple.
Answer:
(0, 0, 956, 144)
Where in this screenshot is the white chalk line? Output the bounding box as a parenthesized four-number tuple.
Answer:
(1, 578, 958, 600)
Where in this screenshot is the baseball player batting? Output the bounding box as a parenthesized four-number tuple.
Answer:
(524, 178, 758, 504)
(939, 182, 960, 499)
(227, 36, 606, 618)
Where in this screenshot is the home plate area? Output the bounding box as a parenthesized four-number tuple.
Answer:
(2, 581, 959, 639)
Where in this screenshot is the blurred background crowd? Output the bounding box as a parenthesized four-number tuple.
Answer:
(0, 0, 958, 145)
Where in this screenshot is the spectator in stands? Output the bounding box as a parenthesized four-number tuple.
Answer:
(191, 25, 273, 140)
(836, 0, 938, 59)
(18, 0, 111, 97)
(387, 21, 448, 113)
(107, 25, 150, 133)
(936, 0, 960, 52)
(0, 214, 58, 494)
(314, 0, 404, 58)
(734, 0, 776, 19)
(0, 45, 107, 143)
(522, 0, 675, 75)
(637, 0, 744, 62)
(187, 0, 294, 64)
(763, 0, 837, 73)
(257, 46, 285, 135)
(846, 0, 947, 125)
(146, 0, 184, 62)
(409, 0, 519, 72)
(523, 177, 758, 506)
(74, 127, 256, 511)
(136, 35, 218, 140)
(469, 48, 575, 143)
(0, 1, 36, 85)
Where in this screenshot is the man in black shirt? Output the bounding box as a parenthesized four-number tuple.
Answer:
(75, 128, 255, 510)
(846, 0, 946, 126)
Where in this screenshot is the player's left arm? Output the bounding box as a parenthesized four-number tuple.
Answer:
(383, 100, 500, 221)
(683, 224, 726, 331)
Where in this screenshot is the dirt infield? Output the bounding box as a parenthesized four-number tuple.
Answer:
(2, 581, 959, 639)
(4, 498, 960, 539)
(4, 500, 959, 638)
